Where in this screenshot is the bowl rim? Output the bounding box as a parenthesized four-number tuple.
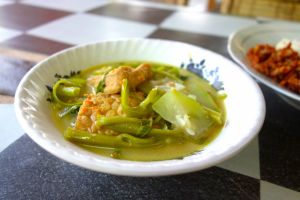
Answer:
(14, 38, 266, 176)
(227, 23, 300, 102)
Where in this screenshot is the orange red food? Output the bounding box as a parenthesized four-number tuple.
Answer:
(247, 43, 300, 94)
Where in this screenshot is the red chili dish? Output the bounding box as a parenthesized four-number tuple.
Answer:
(247, 43, 300, 94)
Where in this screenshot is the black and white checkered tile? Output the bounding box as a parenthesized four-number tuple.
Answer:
(0, 0, 299, 199)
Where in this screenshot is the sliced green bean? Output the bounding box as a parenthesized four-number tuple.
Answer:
(96, 116, 142, 127)
(121, 79, 163, 117)
(97, 116, 152, 137)
(121, 79, 144, 117)
(149, 128, 183, 138)
(103, 122, 183, 138)
(68, 78, 86, 86)
(96, 115, 183, 138)
(105, 122, 151, 137)
(64, 127, 157, 148)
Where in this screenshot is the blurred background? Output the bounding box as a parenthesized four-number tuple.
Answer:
(0, 1, 300, 199)
(144, 0, 300, 21)
(1, 0, 300, 103)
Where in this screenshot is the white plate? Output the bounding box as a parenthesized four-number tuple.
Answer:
(228, 23, 300, 109)
(15, 38, 265, 176)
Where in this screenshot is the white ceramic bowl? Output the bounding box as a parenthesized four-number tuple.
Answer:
(228, 23, 300, 110)
(15, 39, 265, 176)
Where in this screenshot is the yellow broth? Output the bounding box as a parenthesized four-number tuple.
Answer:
(51, 61, 226, 161)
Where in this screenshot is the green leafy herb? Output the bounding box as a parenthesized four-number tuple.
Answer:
(96, 79, 105, 93)
(54, 70, 81, 79)
(96, 72, 108, 93)
(45, 85, 53, 93)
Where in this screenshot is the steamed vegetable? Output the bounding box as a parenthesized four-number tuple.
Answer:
(185, 77, 219, 111)
(97, 116, 152, 137)
(152, 89, 214, 137)
(64, 127, 157, 148)
(121, 79, 164, 117)
(49, 62, 226, 161)
(52, 78, 86, 106)
(97, 116, 183, 138)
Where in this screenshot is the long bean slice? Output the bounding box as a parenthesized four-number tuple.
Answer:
(139, 88, 164, 109)
(96, 116, 183, 138)
(64, 127, 157, 148)
(56, 86, 80, 97)
(149, 128, 183, 138)
(68, 78, 86, 86)
(97, 116, 142, 126)
(121, 79, 163, 117)
(121, 79, 144, 117)
(97, 116, 151, 137)
(104, 123, 183, 138)
(52, 79, 83, 106)
(105, 122, 151, 137)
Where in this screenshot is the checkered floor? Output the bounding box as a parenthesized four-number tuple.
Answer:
(0, 0, 299, 199)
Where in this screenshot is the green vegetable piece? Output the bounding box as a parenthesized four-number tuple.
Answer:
(121, 79, 142, 117)
(105, 122, 151, 137)
(96, 79, 105, 93)
(96, 73, 108, 93)
(137, 81, 154, 94)
(97, 116, 151, 137)
(121, 79, 164, 117)
(52, 79, 83, 106)
(139, 88, 165, 110)
(148, 128, 183, 138)
(105, 123, 183, 138)
(96, 116, 183, 138)
(152, 89, 214, 137)
(97, 116, 142, 126)
(68, 78, 86, 86)
(56, 86, 80, 97)
(185, 77, 219, 111)
(64, 127, 157, 148)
